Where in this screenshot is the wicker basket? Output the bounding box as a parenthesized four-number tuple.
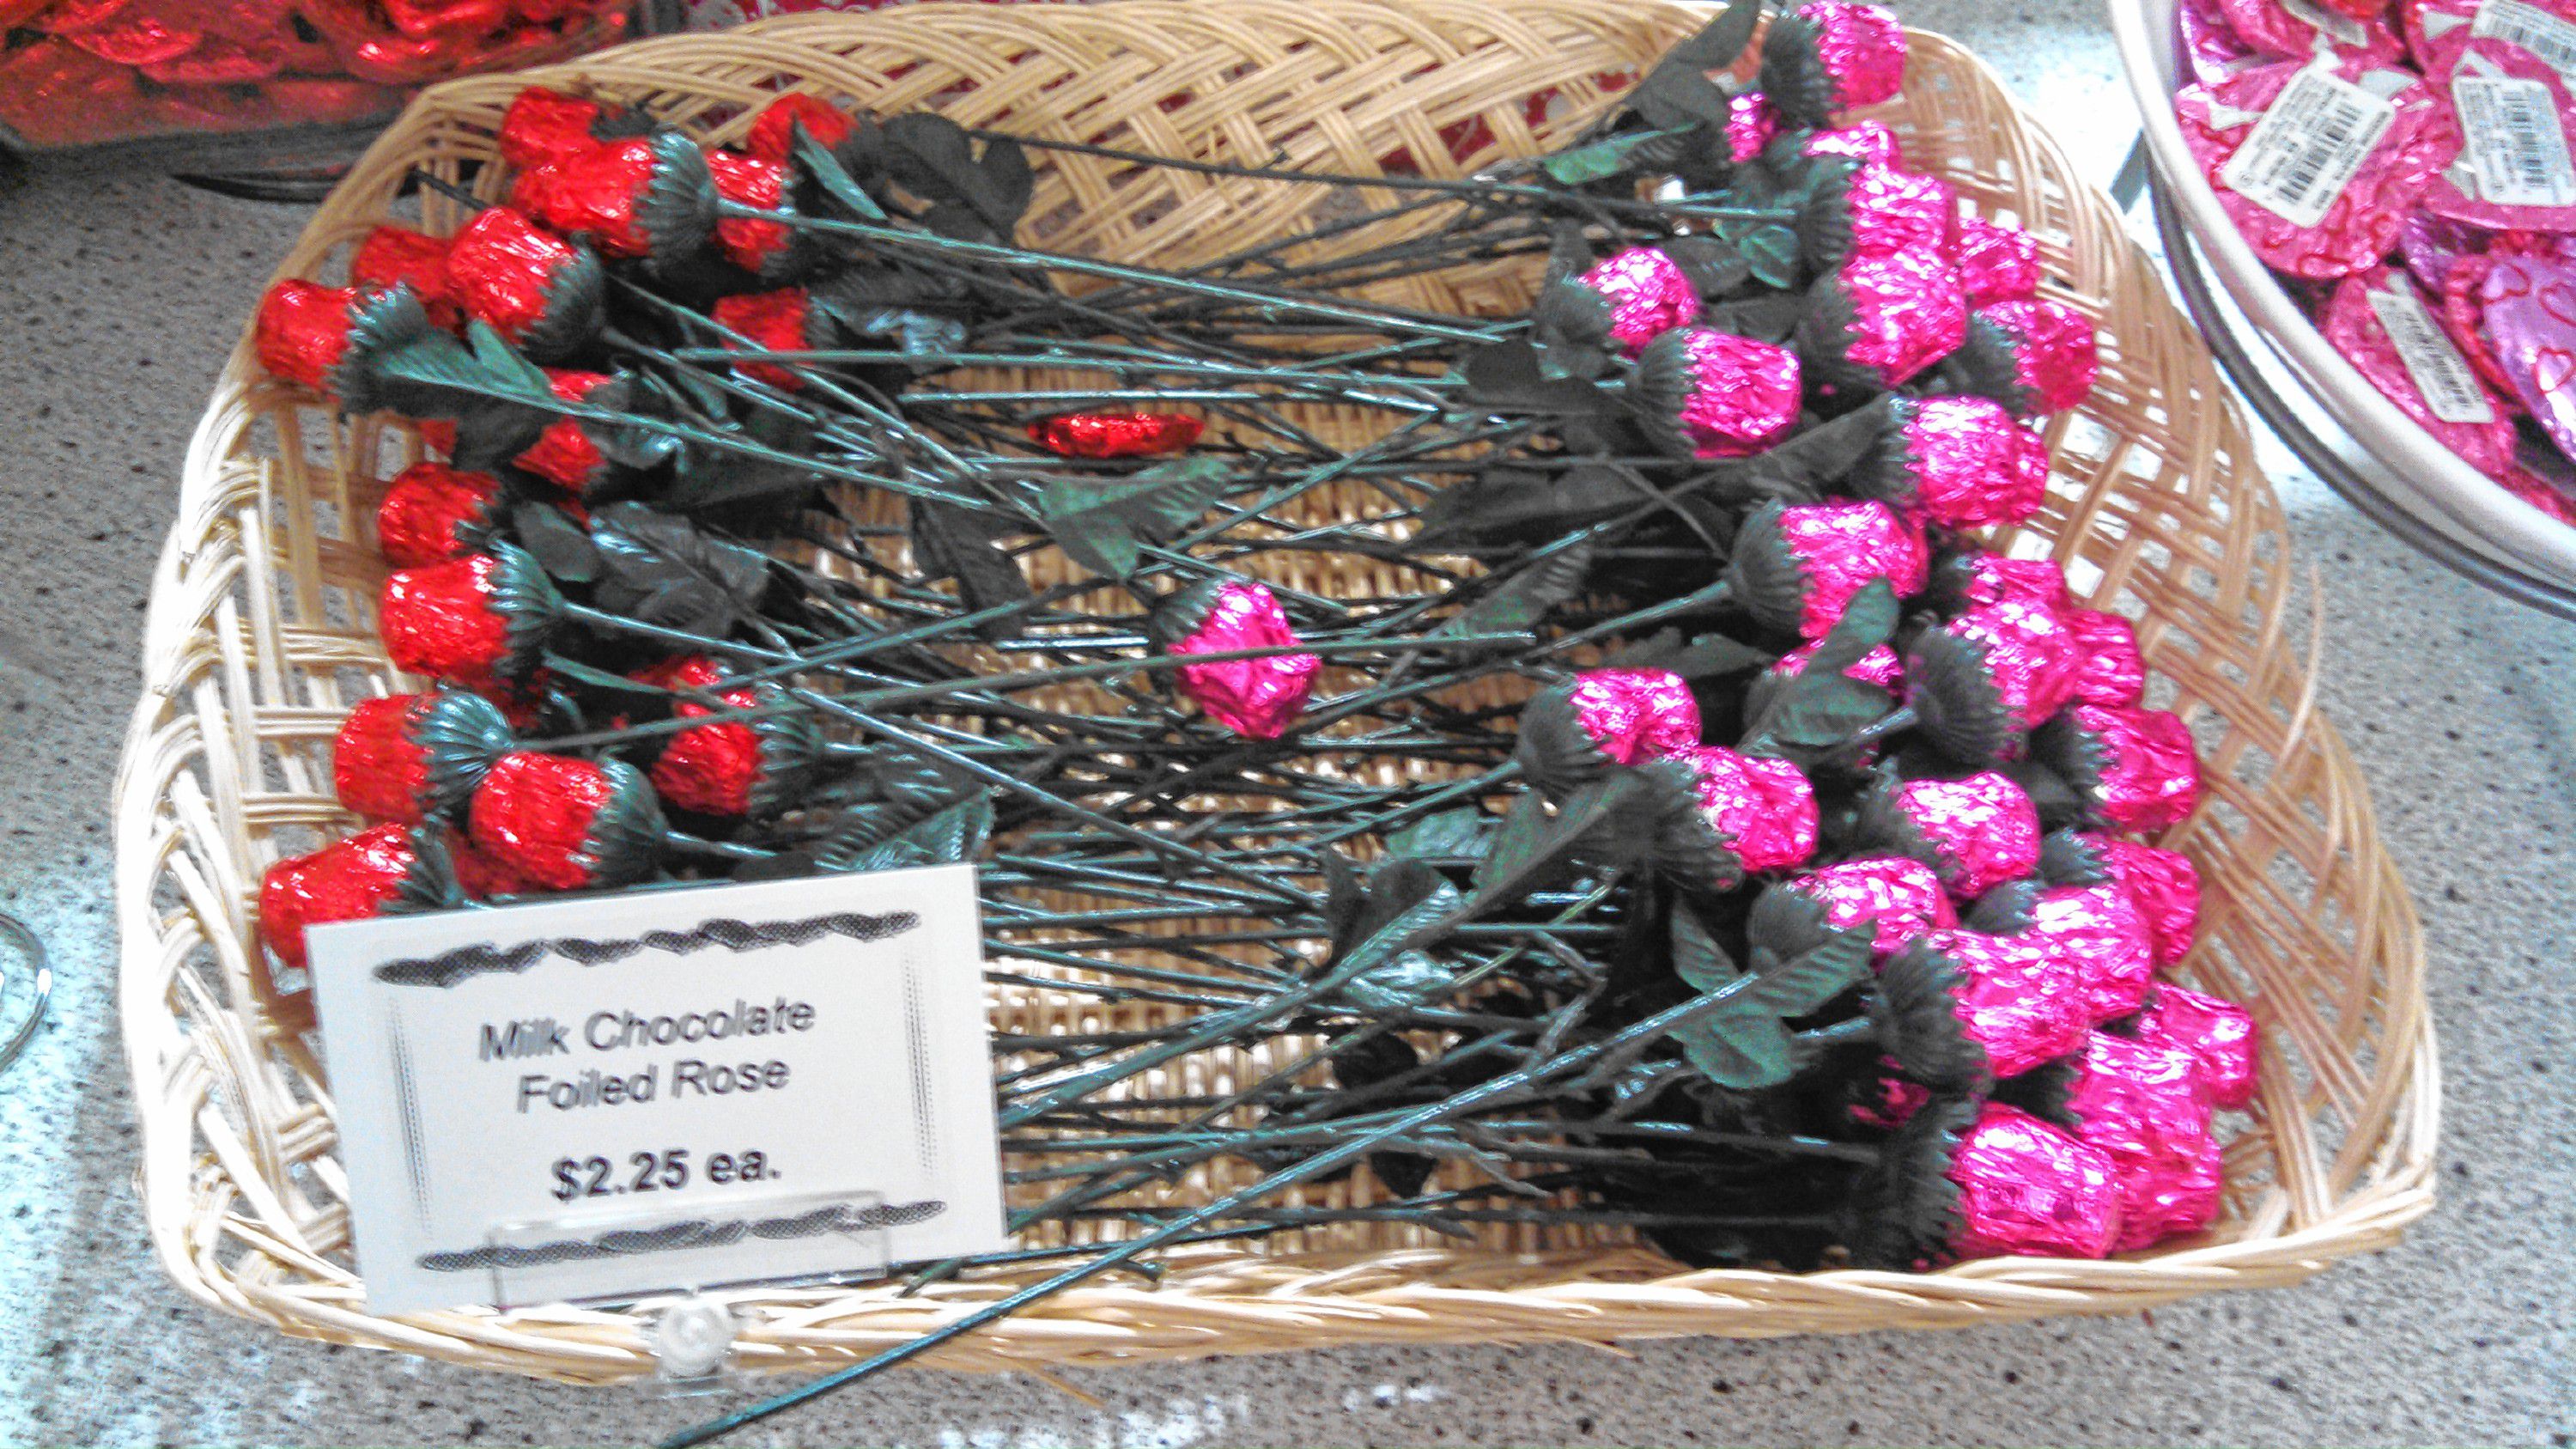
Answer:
(115, 0, 2437, 1385)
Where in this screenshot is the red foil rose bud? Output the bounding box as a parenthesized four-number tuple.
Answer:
(1945, 1101, 2124, 1260)
(705, 148, 809, 281)
(1952, 214, 2044, 307)
(376, 460, 507, 569)
(1905, 600, 2084, 763)
(511, 130, 717, 264)
(258, 823, 455, 971)
(1730, 498, 1929, 640)
(2033, 703, 2202, 834)
(1640, 326, 1803, 459)
(1973, 881, 2157, 1025)
(745, 92, 857, 163)
(1801, 247, 1969, 391)
(515, 368, 617, 494)
(1862, 769, 2042, 898)
(1923, 547, 2072, 615)
(378, 545, 560, 686)
(711, 288, 826, 393)
(331, 688, 517, 825)
(1853, 394, 2050, 528)
(1577, 247, 1702, 355)
(1158, 580, 1320, 740)
(1030, 411, 1206, 459)
(2061, 606, 2147, 708)
(1679, 746, 1820, 874)
(1960, 297, 2101, 417)
(443, 207, 605, 363)
(350, 223, 459, 330)
(2057, 1031, 2223, 1251)
(1874, 927, 2093, 1083)
(253, 279, 432, 410)
(629, 654, 821, 818)
(2043, 831, 2202, 967)
(498, 86, 629, 173)
(466, 750, 667, 892)
(1805, 161, 1958, 271)
(2128, 983, 2259, 1110)
(1760, 1, 1907, 127)
(1516, 667, 1703, 800)
(1783, 854, 1956, 956)
(447, 828, 538, 899)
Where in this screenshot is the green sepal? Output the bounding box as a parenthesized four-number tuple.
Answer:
(1942, 312, 2040, 417)
(517, 242, 607, 363)
(2026, 713, 2115, 829)
(392, 825, 468, 913)
(636, 128, 719, 266)
(1846, 1093, 1978, 1269)
(1961, 877, 2043, 935)
(578, 756, 672, 888)
(1631, 326, 1703, 459)
(2036, 827, 2115, 886)
(1901, 619, 2019, 764)
(410, 689, 518, 820)
(331, 284, 440, 417)
(1794, 272, 1892, 398)
(1868, 936, 1990, 1093)
(1758, 9, 1841, 131)
(484, 540, 567, 679)
(1722, 499, 1813, 637)
(1639, 754, 1747, 894)
(747, 692, 825, 818)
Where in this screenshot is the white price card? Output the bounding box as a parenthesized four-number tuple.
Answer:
(310, 864, 1008, 1316)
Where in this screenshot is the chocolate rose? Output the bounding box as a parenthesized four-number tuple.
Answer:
(442, 207, 605, 363)
(2125, 983, 2259, 1110)
(1678, 746, 1820, 874)
(258, 823, 462, 971)
(1782, 854, 1956, 956)
(2031, 703, 2202, 833)
(377, 544, 561, 686)
(1517, 667, 1703, 797)
(1640, 326, 1804, 458)
(1874, 927, 2093, 1083)
(1576, 247, 1703, 355)
(1158, 579, 1323, 740)
(2053, 1031, 2224, 1251)
(331, 688, 517, 825)
(466, 750, 669, 892)
(1849, 394, 2050, 529)
(375, 461, 508, 569)
(1800, 247, 1970, 391)
(627, 654, 823, 818)
(2038, 829, 2202, 968)
(1858, 769, 2043, 897)
(1728, 498, 1929, 640)
(1903, 600, 2083, 763)
(1761, 1, 1907, 128)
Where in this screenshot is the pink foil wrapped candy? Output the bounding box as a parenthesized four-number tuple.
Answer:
(1968, 297, 2102, 416)
(2175, 58, 2445, 279)
(2396, 207, 2490, 295)
(1680, 746, 1820, 874)
(1771, 640, 1905, 691)
(2403, 0, 2576, 81)
(2062, 606, 2150, 708)
(2215, 0, 2406, 64)
(1565, 667, 1704, 766)
(1945, 1102, 2125, 1261)
(1727, 93, 1781, 164)
(1879, 928, 2093, 1081)
(1905, 600, 2084, 762)
(1656, 327, 1804, 458)
(2129, 983, 2262, 1109)
(1165, 581, 1320, 739)
(2477, 250, 2576, 464)
(1924, 548, 2074, 614)
(1784, 854, 1957, 956)
(1998, 883, 2160, 1025)
(1857, 394, 2050, 528)
(1803, 247, 1971, 389)
(2042, 831, 2204, 967)
(2419, 41, 2576, 232)
(1737, 499, 1930, 639)
(1953, 214, 2044, 307)
(1793, 1, 1908, 113)
(2181, 0, 2264, 86)
(1866, 770, 2044, 898)
(2036, 703, 2204, 834)
(1577, 247, 1701, 355)
(1817, 163, 1959, 266)
(1807, 119, 1904, 167)
(2060, 1032, 2226, 1251)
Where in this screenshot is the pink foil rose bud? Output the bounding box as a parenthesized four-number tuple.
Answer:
(1761, 1, 1907, 127)
(2042, 831, 2202, 968)
(1680, 746, 1820, 873)
(1577, 247, 1702, 355)
(1851, 394, 2050, 528)
(1906, 600, 2086, 763)
(1874, 928, 2093, 1084)
(1946, 1102, 2127, 1260)
(1806, 162, 1959, 271)
(2059, 607, 2148, 708)
(1767, 639, 1903, 692)
(1806, 120, 1903, 167)
(1962, 297, 2101, 416)
(1801, 247, 1971, 390)
(1783, 854, 1957, 956)
(2056, 1032, 2225, 1251)
(1726, 93, 1781, 164)
(1640, 326, 1804, 459)
(2128, 983, 2260, 1110)
(1971, 881, 2158, 1025)
(2033, 703, 2203, 834)
(1158, 580, 1320, 740)
(1923, 547, 2073, 615)
(1860, 770, 2043, 898)
(1953, 214, 2044, 307)
(1729, 498, 1929, 640)
(1516, 667, 1702, 798)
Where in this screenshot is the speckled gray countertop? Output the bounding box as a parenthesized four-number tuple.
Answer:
(0, 3, 2570, 1444)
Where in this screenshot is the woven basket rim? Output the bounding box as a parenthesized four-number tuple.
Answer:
(113, 0, 2437, 1385)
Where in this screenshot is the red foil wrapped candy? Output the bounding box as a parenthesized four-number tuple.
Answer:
(1730, 498, 1929, 640)
(1577, 247, 1702, 355)
(378, 545, 559, 686)
(258, 822, 453, 971)
(331, 688, 517, 825)
(1854, 393, 2050, 528)
(629, 655, 822, 818)
(1783, 854, 1957, 957)
(1862, 769, 2044, 898)
(443, 207, 605, 362)
(252, 279, 432, 410)
(1642, 327, 1803, 458)
(511, 130, 717, 263)
(1679, 746, 1820, 874)
(1030, 411, 1206, 460)
(711, 288, 825, 393)
(706, 148, 807, 281)
(1905, 599, 2084, 763)
(514, 368, 617, 494)
(2128, 983, 2261, 1110)
(745, 92, 859, 163)
(2175, 58, 2445, 279)
(466, 750, 667, 892)
(1943, 1101, 2125, 1260)
(1801, 247, 1970, 391)
(2034, 703, 2203, 834)
(1874, 927, 2093, 1082)
(1761, 1, 1907, 128)
(1162, 580, 1321, 740)
(375, 460, 507, 569)
(350, 224, 459, 331)
(2057, 1031, 2225, 1250)
(498, 86, 646, 173)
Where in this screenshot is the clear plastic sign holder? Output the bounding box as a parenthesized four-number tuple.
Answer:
(483, 1188, 893, 1394)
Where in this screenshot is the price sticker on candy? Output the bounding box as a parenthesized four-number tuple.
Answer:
(310, 864, 1008, 1315)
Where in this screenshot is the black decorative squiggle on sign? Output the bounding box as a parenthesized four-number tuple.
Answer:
(373, 910, 922, 987)
(416, 1198, 949, 1272)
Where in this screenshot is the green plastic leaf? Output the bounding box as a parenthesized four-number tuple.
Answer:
(1604, 628, 1769, 679)
(1760, 673, 1896, 749)
(1461, 339, 1611, 412)
(1411, 467, 1633, 549)
(1341, 944, 1459, 1014)
(793, 125, 889, 221)
(1387, 807, 1492, 861)
(1668, 1003, 1795, 1090)
(465, 319, 552, 396)
(587, 502, 773, 636)
(511, 501, 599, 584)
(1743, 924, 1871, 1016)
(1321, 849, 1367, 958)
(1805, 578, 1900, 679)
(1438, 536, 1595, 639)
(1740, 224, 1801, 289)
(1034, 456, 1236, 579)
(832, 794, 996, 874)
(1540, 128, 1673, 185)
(1471, 770, 1639, 904)
(911, 497, 1034, 633)
(1669, 901, 1740, 995)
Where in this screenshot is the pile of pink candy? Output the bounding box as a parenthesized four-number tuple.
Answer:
(2175, 0, 2576, 523)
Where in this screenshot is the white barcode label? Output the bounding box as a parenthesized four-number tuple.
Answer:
(2280, 0, 2372, 47)
(2366, 280, 2496, 423)
(2220, 64, 2399, 226)
(2454, 72, 2576, 204)
(2475, 0, 2576, 85)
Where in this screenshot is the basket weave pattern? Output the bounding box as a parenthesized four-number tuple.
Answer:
(115, 2, 2435, 1384)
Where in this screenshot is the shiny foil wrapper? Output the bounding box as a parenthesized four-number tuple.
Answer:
(2062, 1032, 2223, 1251)
(2180, 0, 2262, 87)
(747, 92, 858, 163)
(512, 136, 662, 259)
(1887, 770, 2043, 898)
(1682, 746, 1820, 874)
(2132, 983, 2261, 1110)
(1977, 298, 2101, 415)
(1030, 411, 1206, 460)
(1899, 394, 2050, 528)
(380, 554, 515, 685)
(2027, 883, 2158, 1025)
(467, 751, 623, 891)
(2404, 0, 2576, 78)
(2058, 703, 2204, 833)
(1825, 247, 1970, 387)
(1772, 639, 1904, 690)
(1930, 548, 2073, 614)
(1726, 92, 1780, 164)
(2087, 837, 2203, 967)
(448, 829, 536, 900)
(2478, 252, 2576, 466)
(706, 149, 793, 275)
(1170, 581, 1321, 740)
(2176, 58, 2445, 278)
(1675, 329, 1804, 457)
(516, 368, 614, 493)
(2497, 464, 2576, 526)
(351, 225, 457, 330)
(712, 287, 816, 393)
(1777, 499, 1929, 639)
(498, 86, 608, 172)
(1787, 854, 1957, 956)
(1579, 247, 1702, 355)
(1807, 119, 1904, 167)
(1565, 667, 1703, 765)
(1939, 600, 2086, 736)
(2215, 0, 2406, 63)
(2396, 207, 2488, 296)
(1946, 1101, 2124, 1260)
(376, 460, 504, 569)
(631, 655, 768, 817)
(1797, 1, 1907, 111)
(258, 823, 422, 970)
(446, 207, 592, 351)
(1953, 214, 2043, 308)
(2062, 607, 2148, 709)
(1923, 928, 2092, 1077)
(252, 279, 356, 392)
(331, 695, 436, 825)
(2421, 41, 2576, 232)
(1844, 164, 1959, 261)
